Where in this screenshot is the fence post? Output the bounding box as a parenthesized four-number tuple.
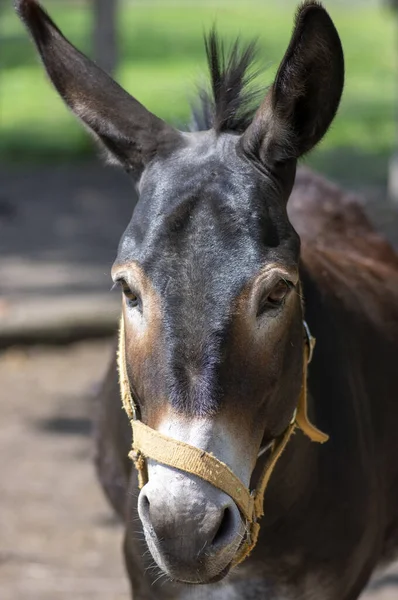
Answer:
(93, 0, 118, 75)
(385, 0, 398, 202)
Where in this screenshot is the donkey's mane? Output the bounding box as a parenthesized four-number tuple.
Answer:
(190, 31, 263, 133)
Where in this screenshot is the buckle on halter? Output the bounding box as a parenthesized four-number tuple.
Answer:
(303, 320, 316, 364)
(131, 402, 138, 421)
(257, 439, 273, 458)
(245, 526, 253, 546)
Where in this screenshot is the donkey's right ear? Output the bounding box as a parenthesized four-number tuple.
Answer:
(241, 2, 344, 167)
(15, 0, 184, 175)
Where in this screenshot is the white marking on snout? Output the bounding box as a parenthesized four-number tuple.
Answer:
(138, 414, 250, 581)
(154, 414, 252, 487)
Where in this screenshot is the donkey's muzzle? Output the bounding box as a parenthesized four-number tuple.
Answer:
(137, 464, 244, 583)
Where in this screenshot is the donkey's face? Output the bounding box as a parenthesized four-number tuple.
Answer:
(17, 0, 344, 584)
(113, 134, 303, 581)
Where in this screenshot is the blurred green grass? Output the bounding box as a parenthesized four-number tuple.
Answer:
(1, 1, 397, 184)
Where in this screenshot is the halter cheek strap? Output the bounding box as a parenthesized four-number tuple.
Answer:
(117, 313, 328, 566)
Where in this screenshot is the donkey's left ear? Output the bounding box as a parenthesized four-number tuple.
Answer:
(242, 2, 344, 165)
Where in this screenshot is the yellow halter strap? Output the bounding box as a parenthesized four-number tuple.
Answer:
(117, 313, 328, 566)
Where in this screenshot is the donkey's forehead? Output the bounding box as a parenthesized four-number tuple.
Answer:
(137, 131, 259, 208)
(142, 131, 254, 182)
(116, 131, 299, 280)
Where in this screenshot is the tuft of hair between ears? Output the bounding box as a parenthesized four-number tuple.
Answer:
(190, 30, 265, 134)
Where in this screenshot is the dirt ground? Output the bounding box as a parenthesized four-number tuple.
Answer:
(1, 340, 397, 600)
(0, 340, 129, 600)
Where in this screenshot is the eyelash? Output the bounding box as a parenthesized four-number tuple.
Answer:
(113, 279, 141, 309)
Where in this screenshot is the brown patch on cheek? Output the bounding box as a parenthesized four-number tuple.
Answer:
(119, 262, 168, 427)
(228, 269, 294, 381)
(219, 267, 303, 445)
(233, 262, 299, 353)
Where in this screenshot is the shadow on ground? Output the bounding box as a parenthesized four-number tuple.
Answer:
(36, 415, 93, 436)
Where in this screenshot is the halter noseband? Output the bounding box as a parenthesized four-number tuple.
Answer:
(117, 313, 328, 566)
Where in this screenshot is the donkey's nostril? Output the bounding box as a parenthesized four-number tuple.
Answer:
(211, 506, 234, 549)
(138, 491, 151, 525)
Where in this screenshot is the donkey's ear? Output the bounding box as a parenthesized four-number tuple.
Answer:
(15, 0, 183, 175)
(242, 2, 344, 165)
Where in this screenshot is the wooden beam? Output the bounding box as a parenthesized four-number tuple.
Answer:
(93, 0, 118, 74)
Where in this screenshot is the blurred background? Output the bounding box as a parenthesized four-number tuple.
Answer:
(1, 1, 398, 598)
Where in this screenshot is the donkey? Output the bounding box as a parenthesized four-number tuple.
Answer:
(16, 0, 398, 598)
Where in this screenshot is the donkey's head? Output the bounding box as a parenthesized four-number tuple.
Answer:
(17, 0, 344, 584)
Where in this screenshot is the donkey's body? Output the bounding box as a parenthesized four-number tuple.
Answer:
(96, 169, 398, 599)
(17, 0, 398, 598)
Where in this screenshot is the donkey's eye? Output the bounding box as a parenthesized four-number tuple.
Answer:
(116, 280, 140, 309)
(258, 280, 291, 315)
(268, 280, 291, 304)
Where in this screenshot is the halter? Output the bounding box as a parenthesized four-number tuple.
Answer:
(117, 313, 328, 566)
